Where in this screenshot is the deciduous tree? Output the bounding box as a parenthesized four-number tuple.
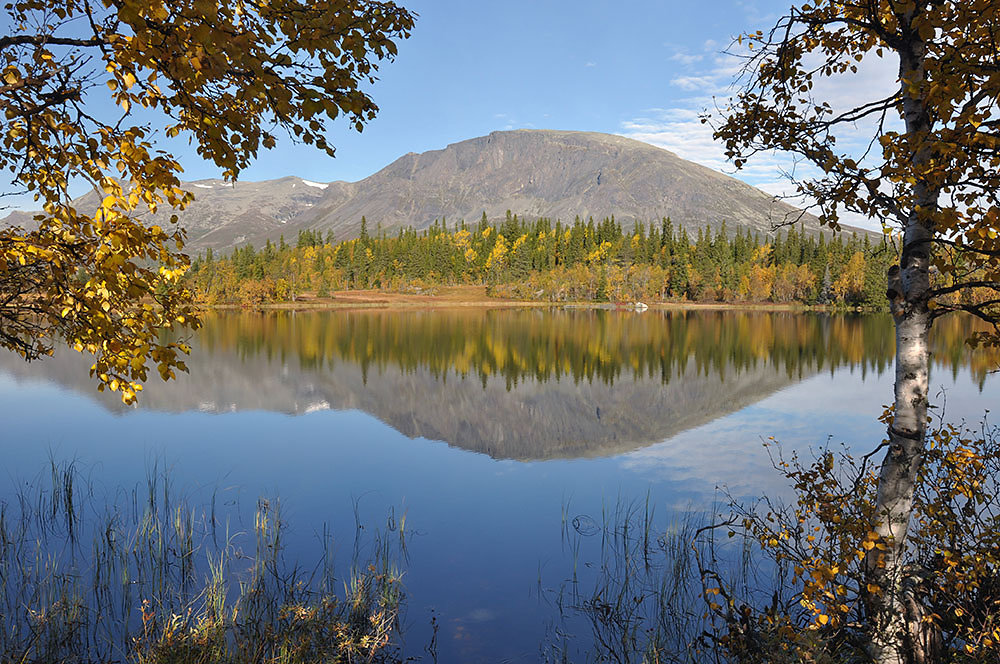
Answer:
(0, 0, 414, 402)
(713, 1, 1000, 661)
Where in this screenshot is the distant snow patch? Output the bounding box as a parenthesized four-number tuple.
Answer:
(300, 179, 329, 190)
(192, 183, 214, 189)
(303, 400, 331, 414)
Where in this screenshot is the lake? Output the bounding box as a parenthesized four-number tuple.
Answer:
(0, 308, 995, 662)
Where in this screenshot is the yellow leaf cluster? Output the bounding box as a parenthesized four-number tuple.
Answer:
(0, 0, 415, 401)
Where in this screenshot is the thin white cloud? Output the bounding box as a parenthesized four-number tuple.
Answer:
(585, 61, 597, 68)
(669, 75, 718, 91)
(493, 111, 535, 132)
(669, 52, 704, 66)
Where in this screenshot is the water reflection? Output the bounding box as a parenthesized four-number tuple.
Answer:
(205, 308, 900, 384)
(194, 308, 995, 384)
(0, 308, 993, 461)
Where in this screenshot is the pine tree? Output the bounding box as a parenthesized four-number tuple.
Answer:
(360, 216, 370, 245)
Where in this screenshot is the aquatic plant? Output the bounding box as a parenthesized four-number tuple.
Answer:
(0, 460, 406, 663)
(546, 495, 754, 663)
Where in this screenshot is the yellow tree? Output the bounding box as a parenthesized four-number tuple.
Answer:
(833, 251, 866, 304)
(713, 2, 1000, 662)
(0, 0, 414, 402)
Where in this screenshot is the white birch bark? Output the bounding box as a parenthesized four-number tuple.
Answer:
(867, 10, 938, 663)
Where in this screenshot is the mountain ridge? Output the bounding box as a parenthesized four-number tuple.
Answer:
(3, 129, 866, 252)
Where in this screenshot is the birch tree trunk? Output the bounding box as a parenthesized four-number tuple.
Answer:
(866, 11, 938, 663)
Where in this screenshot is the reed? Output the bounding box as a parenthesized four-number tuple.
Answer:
(547, 495, 757, 664)
(0, 460, 406, 664)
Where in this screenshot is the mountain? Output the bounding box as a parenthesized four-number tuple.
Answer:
(2, 129, 854, 253)
(0, 176, 336, 250)
(284, 129, 829, 245)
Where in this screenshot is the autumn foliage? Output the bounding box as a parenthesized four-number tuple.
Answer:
(0, 0, 414, 401)
(703, 416, 1000, 663)
(188, 216, 896, 309)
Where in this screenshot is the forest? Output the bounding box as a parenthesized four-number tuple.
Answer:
(187, 213, 899, 309)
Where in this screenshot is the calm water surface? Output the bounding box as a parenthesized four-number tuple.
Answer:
(0, 309, 995, 661)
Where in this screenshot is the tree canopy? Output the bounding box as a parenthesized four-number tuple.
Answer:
(712, 2, 1000, 662)
(0, 0, 414, 402)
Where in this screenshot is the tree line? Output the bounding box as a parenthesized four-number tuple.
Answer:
(187, 212, 898, 309)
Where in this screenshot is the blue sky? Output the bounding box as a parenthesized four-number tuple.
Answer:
(191, 0, 795, 184)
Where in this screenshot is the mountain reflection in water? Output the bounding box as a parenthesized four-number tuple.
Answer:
(0, 308, 992, 460)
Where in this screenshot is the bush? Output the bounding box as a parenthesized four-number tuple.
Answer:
(702, 415, 1000, 664)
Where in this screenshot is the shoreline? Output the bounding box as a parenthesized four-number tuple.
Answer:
(198, 285, 858, 314)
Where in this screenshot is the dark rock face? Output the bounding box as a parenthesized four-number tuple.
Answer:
(3, 130, 848, 253)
